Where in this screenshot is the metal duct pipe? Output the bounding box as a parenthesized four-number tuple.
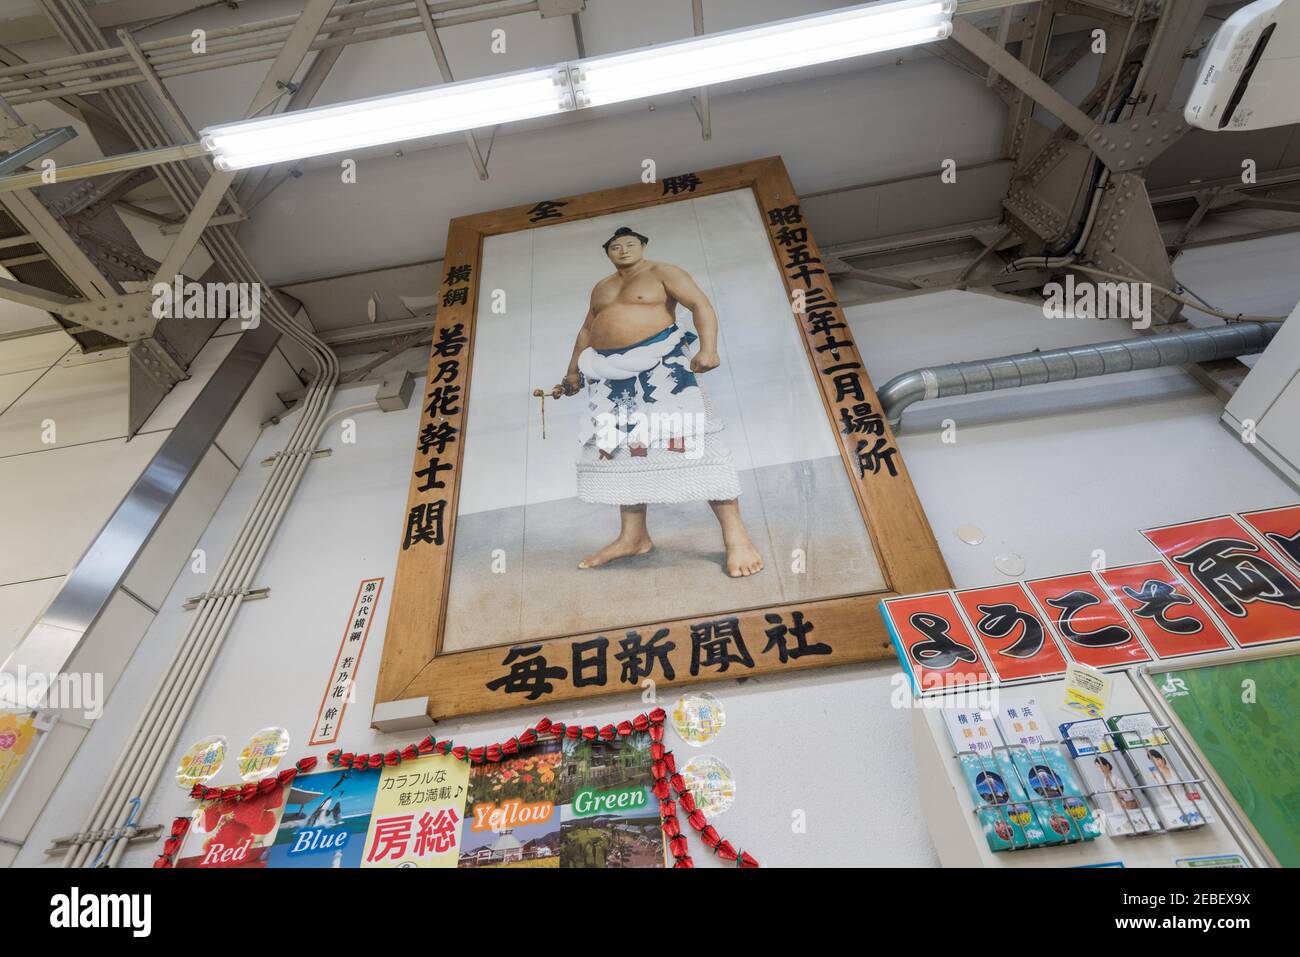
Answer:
(878, 321, 1283, 429)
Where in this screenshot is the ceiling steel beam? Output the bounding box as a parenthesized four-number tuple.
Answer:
(236, 0, 376, 209)
(151, 0, 341, 282)
(115, 27, 246, 226)
(571, 10, 586, 58)
(0, 125, 77, 175)
(1, 187, 118, 297)
(0, 274, 81, 311)
(414, 0, 491, 180)
(953, 16, 1097, 140)
(1001, 0, 1057, 163)
(985, 4, 1014, 88)
(1125, 0, 1210, 118)
(690, 0, 712, 142)
(0, 1, 543, 107)
(0, 142, 207, 193)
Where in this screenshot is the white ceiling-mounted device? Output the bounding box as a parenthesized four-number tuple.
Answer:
(1185, 0, 1300, 131)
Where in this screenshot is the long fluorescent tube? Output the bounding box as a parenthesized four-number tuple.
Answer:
(572, 0, 956, 108)
(200, 0, 955, 171)
(202, 67, 572, 171)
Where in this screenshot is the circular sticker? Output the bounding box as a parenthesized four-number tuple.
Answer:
(681, 755, 735, 816)
(237, 726, 290, 782)
(994, 552, 1026, 577)
(176, 735, 226, 789)
(671, 692, 725, 746)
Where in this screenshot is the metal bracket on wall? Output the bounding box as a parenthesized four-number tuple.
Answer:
(182, 586, 271, 610)
(260, 448, 331, 466)
(46, 825, 163, 857)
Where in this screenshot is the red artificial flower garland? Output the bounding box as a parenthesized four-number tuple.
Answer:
(156, 708, 758, 869)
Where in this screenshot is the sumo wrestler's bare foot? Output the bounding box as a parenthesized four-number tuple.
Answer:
(579, 533, 654, 569)
(580, 505, 653, 569)
(724, 536, 764, 578)
(709, 498, 764, 578)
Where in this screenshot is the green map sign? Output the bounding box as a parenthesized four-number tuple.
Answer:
(1159, 651, 1300, 867)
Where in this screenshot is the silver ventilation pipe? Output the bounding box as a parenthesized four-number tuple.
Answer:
(878, 322, 1283, 429)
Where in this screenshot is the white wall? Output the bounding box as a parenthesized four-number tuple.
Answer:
(9, 233, 1300, 869)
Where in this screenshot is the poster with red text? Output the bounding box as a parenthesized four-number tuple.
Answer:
(362, 754, 468, 868)
(953, 583, 1068, 681)
(1095, 561, 1232, 658)
(1144, 514, 1300, 646)
(1025, 572, 1151, 667)
(1237, 505, 1300, 576)
(880, 591, 991, 694)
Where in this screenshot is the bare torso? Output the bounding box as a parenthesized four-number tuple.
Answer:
(588, 262, 679, 350)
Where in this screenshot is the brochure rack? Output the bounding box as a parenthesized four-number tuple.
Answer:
(1058, 724, 1208, 838)
(954, 742, 1097, 850)
(914, 670, 1258, 868)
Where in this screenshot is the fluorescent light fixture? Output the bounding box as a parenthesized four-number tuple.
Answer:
(572, 0, 957, 108)
(200, 0, 955, 171)
(202, 67, 572, 171)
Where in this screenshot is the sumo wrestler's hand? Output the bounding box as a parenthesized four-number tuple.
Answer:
(551, 371, 582, 398)
(690, 349, 720, 374)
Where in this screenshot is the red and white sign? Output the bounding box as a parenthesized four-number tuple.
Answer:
(310, 577, 384, 745)
(1095, 561, 1233, 658)
(1238, 504, 1300, 576)
(952, 583, 1068, 682)
(1144, 515, 1300, 646)
(176, 782, 289, 868)
(1024, 572, 1151, 667)
(881, 591, 991, 693)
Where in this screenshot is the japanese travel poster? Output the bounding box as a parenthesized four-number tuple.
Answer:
(559, 731, 667, 868)
(268, 765, 379, 867)
(175, 782, 290, 868)
(459, 738, 564, 868)
(365, 755, 467, 868)
(267, 754, 467, 868)
(458, 732, 667, 868)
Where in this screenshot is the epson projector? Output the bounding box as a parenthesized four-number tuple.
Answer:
(1185, 0, 1300, 131)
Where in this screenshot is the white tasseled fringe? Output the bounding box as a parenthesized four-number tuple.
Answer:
(575, 432, 741, 505)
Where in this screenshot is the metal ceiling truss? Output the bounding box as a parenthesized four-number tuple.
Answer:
(0, 0, 1294, 393)
(0, 1, 548, 109)
(0, 0, 341, 436)
(827, 0, 1297, 327)
(0, 0, 576, 390)
(943, 1, 1214, 326)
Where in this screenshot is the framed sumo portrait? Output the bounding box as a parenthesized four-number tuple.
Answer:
(375, 156, 950, 722)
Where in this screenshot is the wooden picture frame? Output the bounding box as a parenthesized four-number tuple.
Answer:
(375, 156, 950, 722)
